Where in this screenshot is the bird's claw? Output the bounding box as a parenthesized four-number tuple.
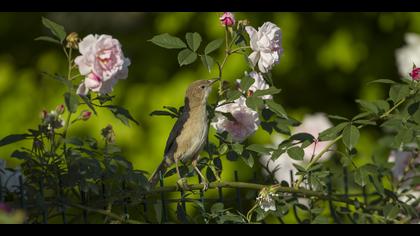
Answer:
(176, 177, 191, 191)
(201, 180, 209, 192)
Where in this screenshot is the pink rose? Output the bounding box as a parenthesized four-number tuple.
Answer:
(75, 34, 130, 95)
(211, 97, 260, 142)
(220, 12, 235, 27)
(409, 66, 420, 81)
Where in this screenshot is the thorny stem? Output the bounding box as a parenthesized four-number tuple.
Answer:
(62, 47, 74, 165)
(294, 96, 410, 188)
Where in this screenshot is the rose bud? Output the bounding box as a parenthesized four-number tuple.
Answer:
(80, 110, 92, 121)
(55, 104, 65, 115)
(220, 12, 235, 27)
(409, 65, 420, 81)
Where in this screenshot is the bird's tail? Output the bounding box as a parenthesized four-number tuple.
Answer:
(148, 158, 170, 187)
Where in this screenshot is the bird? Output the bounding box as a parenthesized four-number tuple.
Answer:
(148, 79, 218, 190)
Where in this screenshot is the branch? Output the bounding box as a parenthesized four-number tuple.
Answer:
(146, 181, 368, 208)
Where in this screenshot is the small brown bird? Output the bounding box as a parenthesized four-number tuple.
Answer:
(149, 79, 217, 190)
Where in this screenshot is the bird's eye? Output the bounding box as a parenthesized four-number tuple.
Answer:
(201, 85, 205, 89)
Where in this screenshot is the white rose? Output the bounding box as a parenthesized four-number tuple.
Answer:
(246, 22, 283, 73)
(395, 33, 420, 78)
(237, 71, 272, 100)
(211, 97, 260, 142)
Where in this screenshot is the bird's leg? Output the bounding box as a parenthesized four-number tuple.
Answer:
(192, 158, 209, 191)
(175, 158, 190, 191)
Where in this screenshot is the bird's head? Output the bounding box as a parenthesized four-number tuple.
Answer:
(185, 79, 218, 108)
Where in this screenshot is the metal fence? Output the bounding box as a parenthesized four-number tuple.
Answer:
(0, 166, 377, 224)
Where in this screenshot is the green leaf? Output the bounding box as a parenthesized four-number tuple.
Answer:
(354, 168, 368, 187)
(148, 33, 187, 49)
(41, 17, 66, 42)
(342, 125, 360, 150)
(240, 155, 254, 168)
(231, 143, 243, 155)
(106, 105, 140, 126)
(293, 163, 307, 173)
(318, 122, 349, 141)
(150, 110, 178, 118)
(328, 115, 349, 121)
(353, 119, 376, 126)
(287, 146, 304, 161)
(64, 92, 79, 113)
(265, 100, 287, 118)
(11, 150, 32, 160)
(240, 75, 255, 92)
(185, 32, 202, 52)
(205, 39, 224, 54)
(64, 137, 84, 146)
(389, 84, 410, 104)
(34, 36, 61, 44)
(384, 204, 400, 219)
(200, 54, 214, 72)
(246, 96, 264, 111)
(211, 203, 224, 213)
(369, 175, 385, 197)
(177, 49, 197, 66)
(0, 134, 31, 147)
(226, 90, 242, 102)
(253, 87, 282, 97)
(356, 99, 379, 114)
(367, 79, 396, 85)
(246, 144, 273, 154)
(352, 112, 371, 121)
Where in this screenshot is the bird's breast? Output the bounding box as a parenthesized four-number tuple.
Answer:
(175, 106, 208, 162)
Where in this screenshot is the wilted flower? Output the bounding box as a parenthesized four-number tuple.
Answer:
(220, 12, 235, 27)
(409, 65, 420, 81)
(75, 34, 130, 95)
(66, 32, 80, 49)
(211, 97, 260, 142)
(245, 22, 283, 73)
(395, 33, 420, 78)
(237, 71, 272, 100)
(256, 187, 279, 212)
(101, 124, 116, 144)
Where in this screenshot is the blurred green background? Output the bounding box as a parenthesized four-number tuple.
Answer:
(0, 12, 419, 191)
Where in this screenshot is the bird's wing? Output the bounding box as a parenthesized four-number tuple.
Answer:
(164, 103, 190, 157)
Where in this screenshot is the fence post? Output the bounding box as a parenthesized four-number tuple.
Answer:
(159, 171, 167, 223)
(80, 186, 88, 224)
(327, 171, 341, 224)
(234, 171, 242, 213)
(39, 176, 48, 224)
(58, 175, 67, 224)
